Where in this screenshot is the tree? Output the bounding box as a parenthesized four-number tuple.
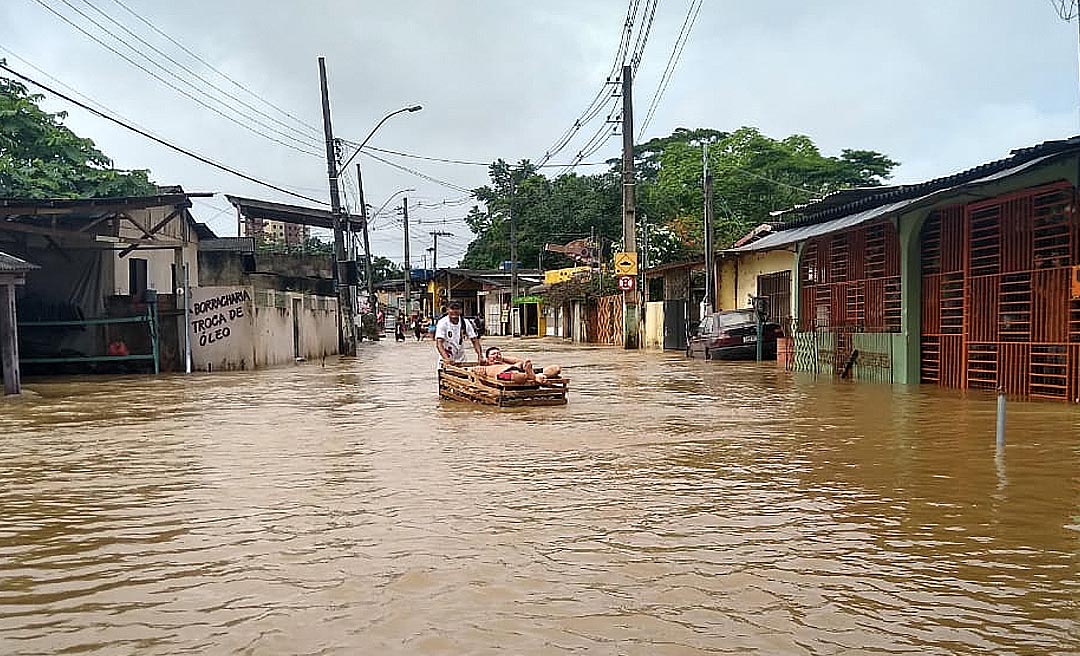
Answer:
(0, 69, 156, 198)
(370, 256, 403, 284)
(459, 127, 898, 269)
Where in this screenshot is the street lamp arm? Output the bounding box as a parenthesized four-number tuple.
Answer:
(339, 105, 422, 170)
(370, 188, 416, 221)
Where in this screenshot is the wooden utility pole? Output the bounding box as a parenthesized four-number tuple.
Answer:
(356, 164, 375, 313)
(402, 196, 411, 312)
(620, 64, 639, 349)
(703, 144, 715, 315)
(318, 57, 356, 356)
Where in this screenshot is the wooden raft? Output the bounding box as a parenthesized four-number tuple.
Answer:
(438, 362, 569, 407)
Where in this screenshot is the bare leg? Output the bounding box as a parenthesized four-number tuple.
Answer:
(542, 365, 561, 378)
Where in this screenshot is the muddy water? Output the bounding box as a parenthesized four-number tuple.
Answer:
(1, 339, 1078, 655)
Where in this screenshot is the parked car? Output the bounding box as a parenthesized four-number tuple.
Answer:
(686, 309, 783, 360)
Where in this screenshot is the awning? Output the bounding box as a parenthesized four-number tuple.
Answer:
(729, 153, 1063, 253)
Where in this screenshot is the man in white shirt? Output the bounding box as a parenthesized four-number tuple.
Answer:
(435, 301, 484, 364)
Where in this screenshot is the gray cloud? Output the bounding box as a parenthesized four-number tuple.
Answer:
(3, 0, 1078, 262)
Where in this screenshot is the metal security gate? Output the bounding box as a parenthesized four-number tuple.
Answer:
(757, 270, 792, 330)
(796, 220, 902, 380)
(662, 300, 686, 350)
(920, 182, 1080, 402)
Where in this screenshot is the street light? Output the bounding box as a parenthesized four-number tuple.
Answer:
(369, 188, 416, 226)
(339, 105, 423, 170)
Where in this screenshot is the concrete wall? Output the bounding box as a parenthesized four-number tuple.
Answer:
(189, 284, 338, 371)
(190, 285, 255, 371)
(252, 292, 337, 368)
(644, 301, 665, 349)
(717, 249, 795, 311)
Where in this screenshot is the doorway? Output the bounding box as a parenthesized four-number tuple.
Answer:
(292, 298, 302, 359)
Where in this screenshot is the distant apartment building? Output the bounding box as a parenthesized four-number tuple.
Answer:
(240, 217, 309, 248)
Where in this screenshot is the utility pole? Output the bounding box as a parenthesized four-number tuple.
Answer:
(402, 196, 410, 313)
(356, 164, 375, 316)
(430, 230, 452, 309)
(318, 57, 355, 356)
(620, 64, 639, 349)
(509, 174, 519, 337)
(703, 143, 715, 315)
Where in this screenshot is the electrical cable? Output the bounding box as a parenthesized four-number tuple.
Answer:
(104, 0, 322, 138)
(638, 0, 703, 139)
(630, 0, 660, 72)
(359, 150, 474, 194)
(0, 62, 329, 204)
(28, 0, 323, 157)
(352, 144, 614, 169)
(76, 0, 324, 145)
(538, 0, 639, 165)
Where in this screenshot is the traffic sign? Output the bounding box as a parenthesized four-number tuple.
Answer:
(613, 251, 638, 275)
(617, 275, 636, 291)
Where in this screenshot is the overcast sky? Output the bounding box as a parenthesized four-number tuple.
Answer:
(2, 0, 1078, 265)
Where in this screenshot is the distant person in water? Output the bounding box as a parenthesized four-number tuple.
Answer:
(473, 345, 561, 383)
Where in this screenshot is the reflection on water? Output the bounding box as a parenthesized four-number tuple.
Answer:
(1, 339, 1078, 654)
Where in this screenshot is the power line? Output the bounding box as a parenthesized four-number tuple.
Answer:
(638, 0, 703, 139)
(538, 0, 639, 165)
(104, 0, 322, 139)
(354, 144, 614, 169)
(359, 150, 475, 194)
(0, 62, 329, 205)
(75, 0, 324, 145)
(27, 0, 323, 157)
(630, 0, 660, 72)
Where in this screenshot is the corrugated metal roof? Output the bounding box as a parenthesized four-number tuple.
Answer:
(0, 251, 39, 273)
(772, 136, 1080, 228)
(226, 195, 363, 232)
(731, 153, 1062, 253)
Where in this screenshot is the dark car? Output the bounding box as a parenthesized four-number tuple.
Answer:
(686, 309, 783, 360)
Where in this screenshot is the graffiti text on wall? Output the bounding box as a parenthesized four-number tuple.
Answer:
(191, 289, 251, 347)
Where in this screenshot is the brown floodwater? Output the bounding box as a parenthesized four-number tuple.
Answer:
(1, 338, 1078, 655)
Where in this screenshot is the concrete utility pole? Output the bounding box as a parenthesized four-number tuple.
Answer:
(620, 64, 639, 349)
(318, 57, 356, 356)
(509, 174, 519, 336)
(430, 230, 452, 308)
(356, 164, 375, 313)
(402, 196, 410, 312)
(703, 143, 715, 314)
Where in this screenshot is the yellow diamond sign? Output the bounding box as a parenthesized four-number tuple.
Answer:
(613, 251, 638, 275)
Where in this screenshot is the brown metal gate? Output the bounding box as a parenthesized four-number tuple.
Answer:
(920, 182, 1080, 402)
(798, 220, 902, 377)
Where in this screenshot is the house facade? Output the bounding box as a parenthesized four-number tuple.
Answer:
(731, 136, 1080, 402)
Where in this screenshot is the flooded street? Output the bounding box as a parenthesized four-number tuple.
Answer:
(1, 339, 1078, 655)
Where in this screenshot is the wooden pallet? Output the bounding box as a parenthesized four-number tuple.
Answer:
(438, 362, 569, 407)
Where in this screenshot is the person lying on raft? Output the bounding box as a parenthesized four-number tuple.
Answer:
(472, 346, 562, 384)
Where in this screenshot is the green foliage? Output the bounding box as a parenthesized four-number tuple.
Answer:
(0, 69, 156, 198)
(460, 127, 898, 269)
(461, 159, 621, 270)
(370, 255, 403, 284)
(541, 271, 618, 307)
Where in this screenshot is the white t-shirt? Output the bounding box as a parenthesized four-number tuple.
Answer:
(435, 315, 477, 362)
